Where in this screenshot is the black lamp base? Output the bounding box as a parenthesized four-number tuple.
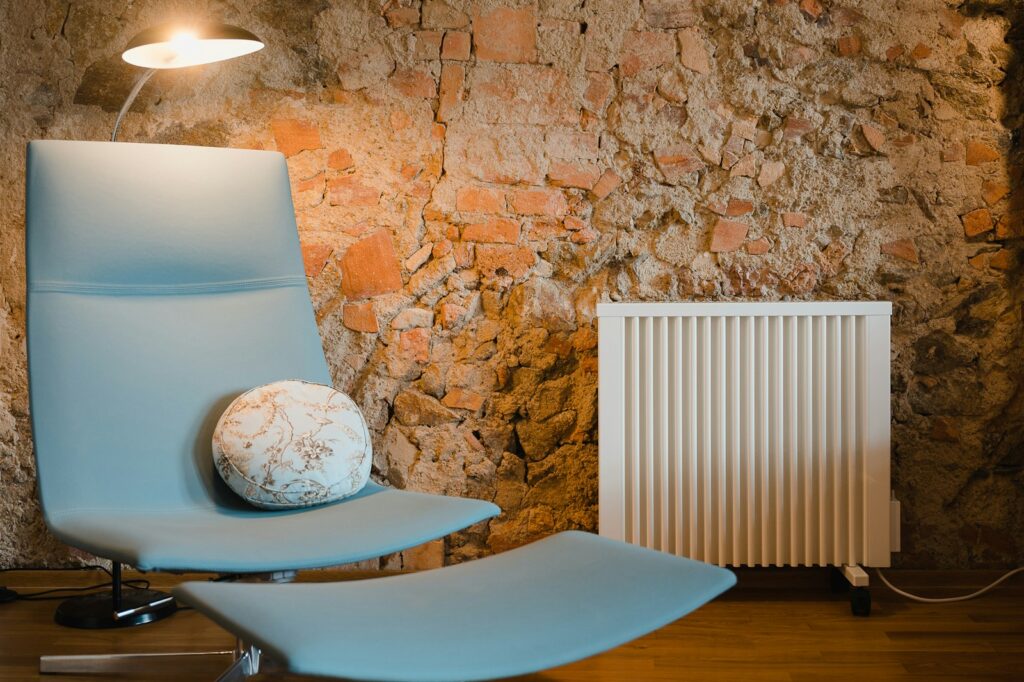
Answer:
(54, 589, 178, 629)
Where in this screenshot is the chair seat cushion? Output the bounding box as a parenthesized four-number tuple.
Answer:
(173, 531, 736, 682)
(213, 380, 371, 509)
(48, 483, 499, 573)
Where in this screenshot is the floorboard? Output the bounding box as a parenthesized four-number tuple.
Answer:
(0, 568, 1020, 681)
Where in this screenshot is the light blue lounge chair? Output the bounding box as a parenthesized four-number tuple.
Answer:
(26, 139, 735, 680)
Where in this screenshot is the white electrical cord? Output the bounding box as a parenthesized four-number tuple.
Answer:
(876, 566, 1024, 603)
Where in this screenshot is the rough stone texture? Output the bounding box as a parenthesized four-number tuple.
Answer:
(1, 0, 1023, 569)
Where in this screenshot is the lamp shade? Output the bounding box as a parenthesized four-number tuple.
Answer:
(121, 22, 263, 69)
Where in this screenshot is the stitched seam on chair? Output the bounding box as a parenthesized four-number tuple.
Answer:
(29, 275, 308, 295)
(49, 507, 220, 518)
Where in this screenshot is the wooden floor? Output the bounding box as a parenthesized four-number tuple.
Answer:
(0, 568, 1021, 681)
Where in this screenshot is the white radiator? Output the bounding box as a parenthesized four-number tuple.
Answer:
(597, 302, 894, 568)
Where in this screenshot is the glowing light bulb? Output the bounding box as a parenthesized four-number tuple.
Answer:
(170, 30, 199, 48)
(166, 30, 199, 65)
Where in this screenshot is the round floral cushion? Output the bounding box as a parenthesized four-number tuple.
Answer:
(212, 380, 372, 509)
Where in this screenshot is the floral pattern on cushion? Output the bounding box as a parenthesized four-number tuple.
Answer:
(212, 380, 371, 509)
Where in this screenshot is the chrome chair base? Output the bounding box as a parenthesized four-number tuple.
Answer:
(217, 644, 275, 682)
(40, 650, 235, 675)
(43, 567, 291, 674)
(40, 646, 276, 680)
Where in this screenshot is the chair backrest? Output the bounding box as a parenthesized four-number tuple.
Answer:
(26, 140, 331, 519)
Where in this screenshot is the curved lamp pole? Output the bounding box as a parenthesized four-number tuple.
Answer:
(111, 22, 264, 141)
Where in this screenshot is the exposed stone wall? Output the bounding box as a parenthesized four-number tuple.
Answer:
(1, 0, 1022, 569)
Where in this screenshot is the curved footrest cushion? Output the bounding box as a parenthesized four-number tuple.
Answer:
(173, 531, 735, 681)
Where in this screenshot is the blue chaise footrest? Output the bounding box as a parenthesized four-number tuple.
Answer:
(173, 531, 735, 682)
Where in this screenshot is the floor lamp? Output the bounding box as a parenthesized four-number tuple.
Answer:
(57, 20, 263, 628)
(111, 21, 263, 141)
